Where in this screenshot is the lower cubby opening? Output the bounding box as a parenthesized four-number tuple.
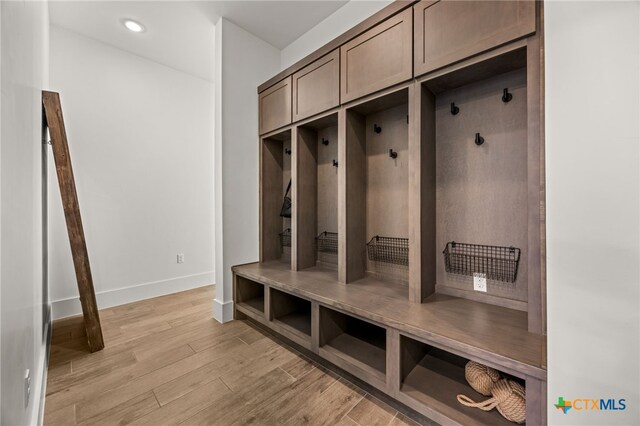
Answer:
(319, 306, 386, 378)
(400, 335, 523, 425)
(270, 288, 311, 336)
(236, 276, 265, 314)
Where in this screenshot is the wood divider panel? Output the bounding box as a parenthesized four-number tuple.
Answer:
(339, 109, 367, 283)
(294, 126, 319, 270)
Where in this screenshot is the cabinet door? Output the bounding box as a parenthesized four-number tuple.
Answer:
(340, 8, 413, 103)
(259, 76, 292, 135)
(414, 0, 535, 76)
(292, 50, 340, 122)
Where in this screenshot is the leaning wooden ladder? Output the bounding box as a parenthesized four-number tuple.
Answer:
(43, 91, 104, 352)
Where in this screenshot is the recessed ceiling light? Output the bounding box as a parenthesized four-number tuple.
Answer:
(123, 19, 145, 33)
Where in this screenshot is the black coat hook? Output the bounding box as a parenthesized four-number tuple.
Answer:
(389, 149, 398, 159)
(502, 88, 513, 103)
(285, 148, 291, 155)
(332, 159, 338, 167)
(373, 124, 382, 134)
(321, 138, 329, 146)
(450, 102, 460, 115)
(475, 133, 485, 146)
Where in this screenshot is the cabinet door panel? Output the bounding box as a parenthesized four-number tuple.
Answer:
(414, 0, 535, 76)
(260, 77, 292, 135)
(341, 8, 413, 103)
(293, 50, 340, 122)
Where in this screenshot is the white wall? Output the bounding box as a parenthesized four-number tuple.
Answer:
(280, 0, 392, 69)
(213, 18, 280, 322)
(546, 1, 640, 424)
(0, 1, 50, 425)
(48, 26, 214, 319)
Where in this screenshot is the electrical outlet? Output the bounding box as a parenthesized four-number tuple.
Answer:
(177, 253, 184, 264)
(24, 369, 31, 408)
(473, 273, 487, 292)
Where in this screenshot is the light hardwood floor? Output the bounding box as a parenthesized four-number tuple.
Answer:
(44, 286, 424, 425)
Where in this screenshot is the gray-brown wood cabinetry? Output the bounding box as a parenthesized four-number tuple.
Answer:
(292, 50, 340, 122)
(340, 8, 413, 103)
(414, 0, 535, 76)
(251, 1, 546, 424)
(259, 77, 292, 135)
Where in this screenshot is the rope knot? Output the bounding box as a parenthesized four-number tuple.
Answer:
(457, 362, 527, 424)
(465, 361, 501, 396)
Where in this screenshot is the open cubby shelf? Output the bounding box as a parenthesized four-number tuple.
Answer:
(235, 276, 265, 315)
(270, 288, 311, 337)
(320, 306, 386, 379)
(400, 335, 522, 426)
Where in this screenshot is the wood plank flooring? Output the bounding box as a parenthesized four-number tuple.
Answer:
(44, 286, 424, 426)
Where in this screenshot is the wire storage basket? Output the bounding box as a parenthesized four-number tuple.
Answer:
(316, 231, 338, 254)
(366, 236, 409, 266)
(442, 241, 521, 283)
(279, 228, 291, 249)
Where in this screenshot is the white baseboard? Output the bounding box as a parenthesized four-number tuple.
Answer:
(213, 298, 234, 323)
(51, 272, 214, 320)
(36, 304, 52, 426)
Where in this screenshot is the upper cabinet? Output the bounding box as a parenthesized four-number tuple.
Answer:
(292, 50, 340, 122)
(414, 0, 535, 76)
(340, 8, 413, 103)
(259, 77, 292, 135)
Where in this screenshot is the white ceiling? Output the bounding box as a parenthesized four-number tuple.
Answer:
(49, 1, 348, 82)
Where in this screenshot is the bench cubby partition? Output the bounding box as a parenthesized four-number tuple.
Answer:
(245, 1, 546, 424)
